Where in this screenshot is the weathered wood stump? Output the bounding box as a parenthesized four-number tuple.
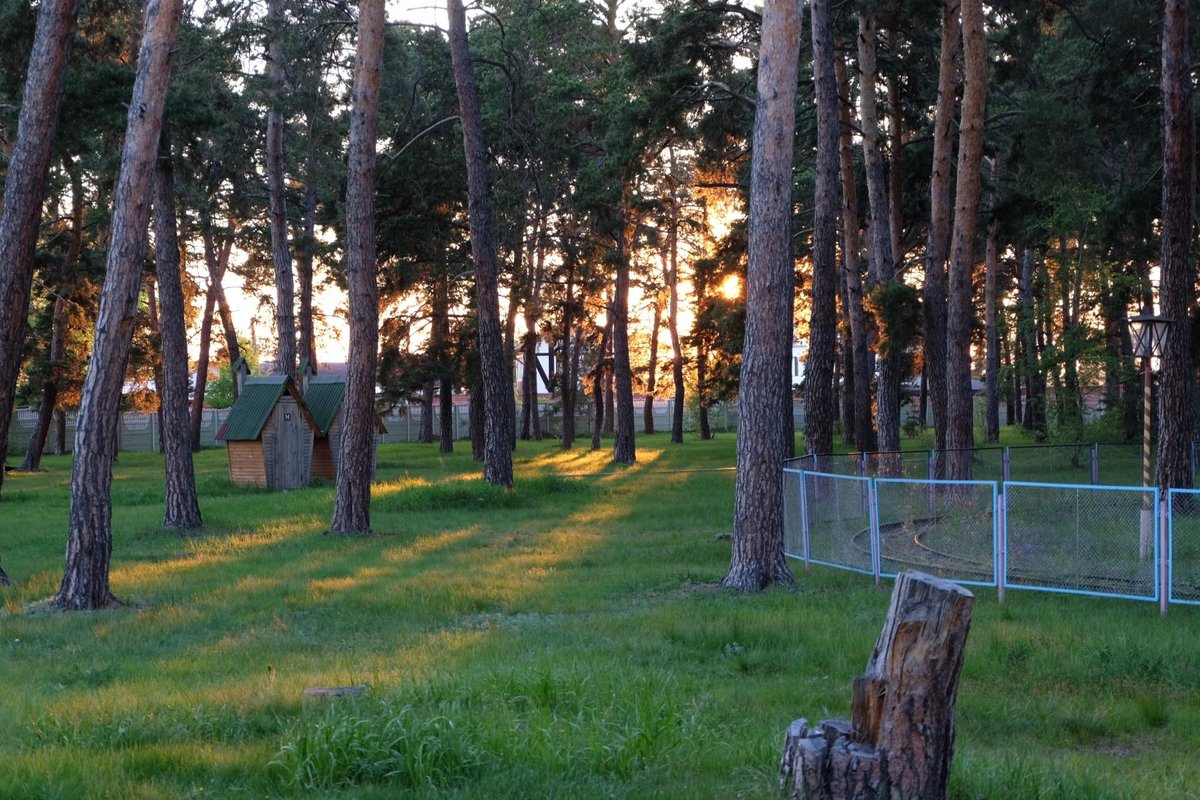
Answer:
(780, 571, 974, 800)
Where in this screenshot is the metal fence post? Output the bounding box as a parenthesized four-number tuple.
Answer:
(1002, 447, 1011, 482)
(997, 486, 1006, 604)
(1090, 443, 1099, 485)
(800, 471, 811, 570)
(869, 478, 881, 586)
(1160, 492, 1169, 616)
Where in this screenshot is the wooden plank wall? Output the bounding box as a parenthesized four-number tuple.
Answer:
(227, 440, 267, 486)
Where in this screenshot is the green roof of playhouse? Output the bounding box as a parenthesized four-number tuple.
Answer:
(218, 375, 317, 441)
(301, 375, 389, 436)
(303, 375, 346, 435)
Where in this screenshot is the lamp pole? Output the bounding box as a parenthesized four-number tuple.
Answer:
(1141, 349, 1153, 560)
(1127, 312, 1171, 561)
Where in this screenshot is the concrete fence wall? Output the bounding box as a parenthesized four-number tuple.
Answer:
(7, 398, 803, 456)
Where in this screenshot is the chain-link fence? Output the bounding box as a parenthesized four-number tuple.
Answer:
(782, 467, 1195, 607)
(874, 478, 997, 585)
(800, 472, 875, 575)
(1004, 482, 1157, 601)
(1169, 489, 1200, 605)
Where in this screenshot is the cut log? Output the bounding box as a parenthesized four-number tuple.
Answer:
(781, 571, 974, 800)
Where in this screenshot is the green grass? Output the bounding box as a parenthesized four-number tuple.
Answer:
(2, 434, 1199, 798)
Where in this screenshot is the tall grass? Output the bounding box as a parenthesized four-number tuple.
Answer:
(0, 436, 1197, 798)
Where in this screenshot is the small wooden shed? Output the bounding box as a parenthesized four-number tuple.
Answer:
(303, 374, 387, 482)
(217, 375, 319, 489)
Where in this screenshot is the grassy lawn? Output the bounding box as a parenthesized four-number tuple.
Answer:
(2, 434, 1198, 799)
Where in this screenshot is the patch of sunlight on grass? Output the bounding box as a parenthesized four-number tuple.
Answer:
(371, 475, 435, 500)
(183, 519, 320, 557)
(523, 446, 666, 477)
(308, 567, 389, 600)
(381, 527, 483, 563)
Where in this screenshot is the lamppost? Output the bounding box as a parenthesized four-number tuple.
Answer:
(1127, 311, 1171, 559)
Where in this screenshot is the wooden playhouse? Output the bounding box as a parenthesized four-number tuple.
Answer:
(217, 375, 319, 489)
(302, 373, 387, 482)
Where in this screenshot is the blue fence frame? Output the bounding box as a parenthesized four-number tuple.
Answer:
(786, 469, 1195, 612)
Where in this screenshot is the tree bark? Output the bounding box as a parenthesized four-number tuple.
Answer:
(781, 572, 974, 800)
(190, 283, 216, 450)
(449, 0, 514, 486)
(330, 0, 384, 535)
(983, 157, 1001, 443)
(56, 0, 182, 609)
(836, 53, 875, 454)
(666, 202, 685, 445)
(857, 10, 899, 455)
(643, 296, 661, 436)
(1156, 0, 1195, 490)
(420, 379, 436, 443)
(433, 274, 454, 453)
(0, 0, 77, 491)
(591, 318, 612, 451)
(944, 0, 988, 481)
(20, 293, 67, 471)
(922, 0, 960, 454)
(722, 0, 801, 592)
(265, 0, 297, 380)
(297, 170, 318, 370)
(24, 159, 84, 470)
(153, 126, 202, 529)
(560, 228, 579, 449)
(1017, 248, 1045, 437)
(804, 0, 839, 458)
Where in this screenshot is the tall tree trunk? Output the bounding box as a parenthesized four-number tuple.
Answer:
(839, 251, 857, 445)
(666, 194, 685, 444)
(643, 297, 661, 435)
(330, 0, 384, 534)
(23, 158, 84, 470)
(923, 0, 960, 454)
(419, 379, 435, 443)
(20, 294, 66, 471)
(439, 378, 455, 453)
(560, 229, 579, 449)
(944, 0, 988, 481)
(722, 0, 801, 592)
(0, 0, 77, 489)
(885, 26, 905, 276)
(448, 0, 513, 487)
(265, 0, 296, 379)
(297, 166, 318, 370)
(145, 273, 166, 453)
(804, 0, 839, 457)
(56, 0, 182, 609)
(153, 126, 202, 528)
(692, 268, 714, 441)
(983, 157, 1001, 443)
(1018, 248, 1045, 437)
(603, 307, 615, 434)
(468, 356, 484, 460)
(591, 320, 611, 451)
(433, 273, 454, 453)
(1157, 0, 1195, 490)
(836, 53, 876, 454)
(612, 228, 637, 465)
(858, 10, 900, 455)
(190, 283, 216, 450)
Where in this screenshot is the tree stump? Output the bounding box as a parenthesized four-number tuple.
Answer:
(780, 571, 974, 800)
